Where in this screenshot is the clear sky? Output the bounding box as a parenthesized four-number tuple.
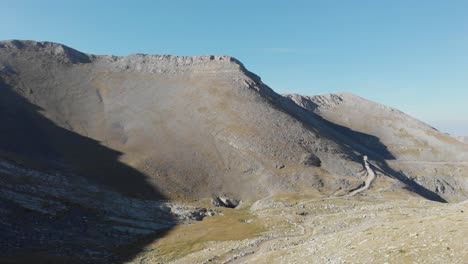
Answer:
(2, 0, 468, 135)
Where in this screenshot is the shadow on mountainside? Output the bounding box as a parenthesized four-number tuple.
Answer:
(371, 162, 447, 203)
(0, 79, 163, 199)
(0, 79, 175, 262)
(278, 94, 396, 161)
(277, 92, 447, 203)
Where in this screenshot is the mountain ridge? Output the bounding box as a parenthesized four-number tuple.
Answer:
(285, 92, 468, 161)
(1, 39, 467, 263)
(0, 40, 465, 203)
(0, 40, 363, 201)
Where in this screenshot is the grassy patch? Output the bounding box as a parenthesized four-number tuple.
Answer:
(143, 207, 266, 262)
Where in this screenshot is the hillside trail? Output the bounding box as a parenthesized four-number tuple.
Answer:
(348, 155, 376, 196)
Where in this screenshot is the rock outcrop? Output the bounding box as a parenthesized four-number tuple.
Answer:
(212, 195, 241, 208)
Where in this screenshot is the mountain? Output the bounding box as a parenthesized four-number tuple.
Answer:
(0, 40, 371, 201)
(1, 40, 467, 262)
(285, 92, 468, 201)
(1, 40, 466, 202)
(285, 92, 468, 161)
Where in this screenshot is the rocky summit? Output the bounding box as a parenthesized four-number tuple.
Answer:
(0, 40, 467, 263)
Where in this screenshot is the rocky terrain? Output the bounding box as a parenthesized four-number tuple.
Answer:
(0, 40, 366, 202)
(0, 155, 218, 263)
(285, 92, 468, 162)
(0, 40, 467, 263)
(131, 189, 467, 264)
(286, 93, 468, 202)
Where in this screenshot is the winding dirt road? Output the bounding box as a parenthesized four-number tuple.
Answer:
(226, 156, 375, 263)
(348, 155, 376, 196)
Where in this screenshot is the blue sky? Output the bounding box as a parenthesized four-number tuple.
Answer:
(2, 0, 468, 135)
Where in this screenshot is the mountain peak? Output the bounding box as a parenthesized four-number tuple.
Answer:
(0, 40, 91, 64)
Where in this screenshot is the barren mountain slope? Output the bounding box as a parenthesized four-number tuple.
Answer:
(1, 40, 467, 263)
(285, 92, 468, 161)
(0, 40, 370, 200)
(285, 93, 468, 201)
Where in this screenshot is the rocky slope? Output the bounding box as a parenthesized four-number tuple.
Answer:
(285, 92, 468, 162)
(0, 157, 214, 263)
(0, 40, 369, 262)
(0, 40, 370, 202)
(285, 92, 468, 202)
(1, 40, 467, 262)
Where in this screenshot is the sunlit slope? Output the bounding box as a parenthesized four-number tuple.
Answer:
(0, 40, 363, 199)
